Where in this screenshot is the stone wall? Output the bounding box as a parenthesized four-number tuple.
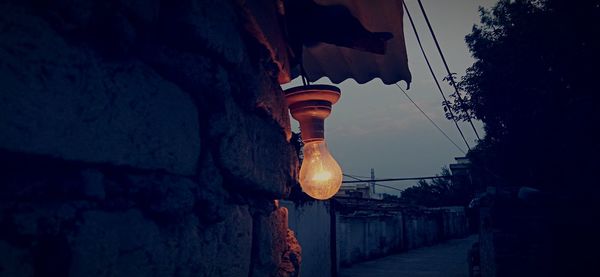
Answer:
(0, 0, 300, 276)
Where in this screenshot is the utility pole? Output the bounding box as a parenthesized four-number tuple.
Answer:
(370, 168, 376, 194)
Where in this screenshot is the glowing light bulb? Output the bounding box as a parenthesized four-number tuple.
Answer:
(284, 84, 343, 200)
(299, 140, 343, 200)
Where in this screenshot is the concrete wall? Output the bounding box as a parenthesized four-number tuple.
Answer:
(337, 213, 404, 266)
(281, 200, 331, 277)
(338, 206, 468, 267)
(283, 198, 469, 273)
(0, 0, 300, 276)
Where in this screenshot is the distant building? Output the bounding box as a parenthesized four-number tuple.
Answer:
(336, 183, 370, 198)
(450, 156, 473, 188)
(335, 183, 383, 199)
(449, 157, 471, 177)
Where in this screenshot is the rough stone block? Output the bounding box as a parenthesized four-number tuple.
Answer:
(126, 174, 197, 221)
(69, 209, 163, 276)
(147, 48, 297, 197)
(252, 206, 298, 276)
(193, 205, 254, 277)
(69, 206, 253, 277)
(195, 152, 229, 223)
(252, 63, 293, 141)
(159, 0, 245, 65)
(11, 203, 78, 237)
(136, 23, 296, 198)
(119, 0, 160, 26)
(141, 46, 296, 197)
(242, 0, 292, 84)
(212, 98, 295, 198)
(0, 6, 201, 175)
(0, 241, 33, 277)
(81, 169, 106, 200)
(278, 229, 302, 277)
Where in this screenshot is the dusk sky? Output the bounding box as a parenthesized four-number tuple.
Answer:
(283, 0, 497, 195)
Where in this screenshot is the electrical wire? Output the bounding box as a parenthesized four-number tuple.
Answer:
(395, 84, 466, 154)
(342, 174, 364, 180)
(343, 173, 371, 179)
(342, 175, 451, 184)
(411, 0, 510, 186)
(342, 174, 405, 192)
(416, 0, 481, 141)
(402, 0, 471, 151)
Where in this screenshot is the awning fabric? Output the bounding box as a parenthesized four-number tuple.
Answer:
(302, 0, 411, 86)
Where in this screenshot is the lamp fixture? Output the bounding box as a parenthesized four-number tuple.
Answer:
(284, 85, 343, 200)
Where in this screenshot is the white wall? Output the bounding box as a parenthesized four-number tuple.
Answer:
(337, 207, 467, 266)
(337, 213, 404, 266)
(281, 200, 331, 277)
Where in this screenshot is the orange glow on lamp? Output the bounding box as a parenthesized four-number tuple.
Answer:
(284, 85, 343, 200)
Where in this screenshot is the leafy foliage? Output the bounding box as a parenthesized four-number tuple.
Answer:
(400, 167, 476, 207)
(290, 131, 304, 163)
(449, 0, 600, 194)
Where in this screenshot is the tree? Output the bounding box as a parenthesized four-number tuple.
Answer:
(449, 0, 600, 195)
(400, 167, 475, 207)
(452, 1, 600, 274)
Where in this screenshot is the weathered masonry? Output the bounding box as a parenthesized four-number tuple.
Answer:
(0, 0, 301, 276)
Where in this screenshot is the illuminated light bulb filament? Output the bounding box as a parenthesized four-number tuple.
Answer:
(312, 170, 332, 182)
(299, 141, 343, 200)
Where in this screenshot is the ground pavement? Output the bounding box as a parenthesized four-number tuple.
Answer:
(340, 235, 478, 277)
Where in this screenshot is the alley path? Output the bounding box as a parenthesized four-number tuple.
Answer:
(340, 235, 478, 277)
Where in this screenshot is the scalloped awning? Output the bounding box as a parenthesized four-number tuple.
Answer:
(242, 0, 411, 86)
(302, 0, 411, 86)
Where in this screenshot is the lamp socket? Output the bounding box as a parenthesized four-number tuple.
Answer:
(284, 85, 341, 143)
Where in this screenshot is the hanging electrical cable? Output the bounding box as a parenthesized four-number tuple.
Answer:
(343, 173, 372, 180)
(402, 0, 472, 151)
(342, 174, 405, 192)
(342, 175, 451, 184)
(416, 0, 481, 141)
(395, 84, 466, 154)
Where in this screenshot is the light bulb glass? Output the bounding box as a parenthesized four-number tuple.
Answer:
(299, 141, 343, 200)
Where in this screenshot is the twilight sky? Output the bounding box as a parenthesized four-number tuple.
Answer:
(283, 0, 498, 195)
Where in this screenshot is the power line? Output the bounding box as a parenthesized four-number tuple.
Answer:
(342, 175, 451, 184)
(343, 173, 371, 179)
(406, 1, 507, 186)
(363, 183, 405, 193)
(416, 0, 481, 141)
(395, 84, 466, 154)
(342, 174, 365, 181)
(342, 174, 404, 192)
(402, 0, 471, 151)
